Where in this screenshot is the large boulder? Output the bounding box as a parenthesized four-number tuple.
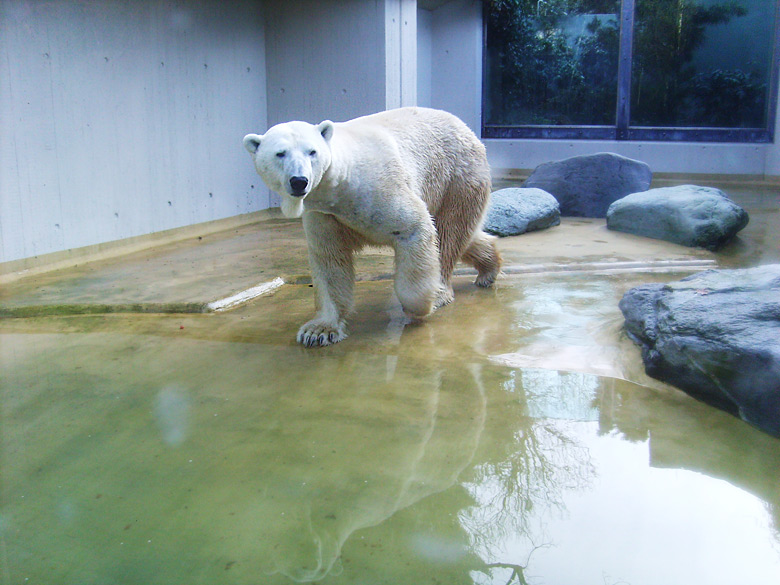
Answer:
(483, 187, 561, 237)
(607, 185, 749, 250)
(523, 152, 652, 217)
(619, 265, 780, 437)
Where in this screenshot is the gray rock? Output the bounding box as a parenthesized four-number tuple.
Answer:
(607, 185, 749, 250)
(620, 265, 780, 437)
(483, 188, 561, 237)
(523, 152, 652, 217)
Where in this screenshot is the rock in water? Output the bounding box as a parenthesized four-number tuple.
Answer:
(607, 185, 749, 250)
(483, 188, 561, 237)
(523, 152, 652, 217)
(620, 265, 780, 437)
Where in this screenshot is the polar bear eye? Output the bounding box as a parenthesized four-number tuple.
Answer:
(308, 150, 317, 157)
(275, 151, 286, 158)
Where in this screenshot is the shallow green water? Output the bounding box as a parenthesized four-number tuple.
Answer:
(2, 326, 779, 585)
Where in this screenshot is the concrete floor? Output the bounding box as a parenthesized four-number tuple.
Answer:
(2, 182, 777, 316)
(2, 181, 780, 584)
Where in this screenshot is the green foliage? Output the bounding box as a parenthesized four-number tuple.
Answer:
(485, 0, 765, 129)
(485, 0, 620, 126)
(631, 0, 752, 126)
(686, 69, 766, 127)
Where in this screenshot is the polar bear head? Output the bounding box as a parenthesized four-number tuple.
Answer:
(243, 120, 334, 218)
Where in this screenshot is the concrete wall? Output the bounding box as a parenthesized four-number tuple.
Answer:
(417, 7, 433, 108)
(425, 0, 482, 133)
(2, 0, 778, 265)
(264, 0, 415, 124)
(764, 89, 780, 177)
(262, 0, 415, 208)
(263, 0, 387, 129)
(487, 139, 773, 178)
(1, 0, 419, 264)
(385, 0, 418, 109)
(0, 0, 267, 264)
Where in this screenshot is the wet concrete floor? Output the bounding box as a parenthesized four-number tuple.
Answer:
(1, 181, 780, 584)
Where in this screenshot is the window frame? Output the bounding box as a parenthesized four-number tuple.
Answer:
(481, 0, 780, 143)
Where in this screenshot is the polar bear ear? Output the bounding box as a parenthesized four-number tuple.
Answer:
(317, 121, 334, 142)
(243, 133, 263, 154)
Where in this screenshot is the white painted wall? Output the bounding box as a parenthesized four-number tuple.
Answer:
(417, 7, 433, 108)
(262, 0, 417, 208)
(427, 0, 482, 133)
(263, 0, 416, 124)
(0, 0, 267, 263)
(763, 98, 780, 177)
(263, 0, 387, 128)
(385, 0, 418, 109)
(486, 139, 771, 178)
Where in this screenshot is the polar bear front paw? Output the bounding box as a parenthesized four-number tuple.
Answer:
(434, 285, 455, 310)
(297, 319, 347, 347)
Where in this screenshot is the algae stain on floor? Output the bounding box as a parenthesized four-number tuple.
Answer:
(2, 323, 780, 585)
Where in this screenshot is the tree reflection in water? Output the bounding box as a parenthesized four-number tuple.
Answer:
(457, 368, 598, 583)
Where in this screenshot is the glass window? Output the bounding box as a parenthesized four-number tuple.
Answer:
(484, 0, 621, 128)
(483, 0, 779, 142)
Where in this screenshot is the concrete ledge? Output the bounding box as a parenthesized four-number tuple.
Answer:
(492, 168, 778, 188)
(1, 209, 285, 285)
(1, 260, 718, 319)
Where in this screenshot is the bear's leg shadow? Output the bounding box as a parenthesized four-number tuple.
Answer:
(393, 212, 442, 319)
(298, 212, 361, 347)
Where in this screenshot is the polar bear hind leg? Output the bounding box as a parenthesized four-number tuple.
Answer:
(433, 173, 500, 296)
(461, 230, 501, 287)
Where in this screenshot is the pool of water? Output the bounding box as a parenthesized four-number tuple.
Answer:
(2, 269, 779, 585)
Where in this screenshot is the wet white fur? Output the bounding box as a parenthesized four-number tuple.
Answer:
(244, 107, 501, 347)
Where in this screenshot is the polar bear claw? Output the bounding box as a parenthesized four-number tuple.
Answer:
(297, 320, 347, 348)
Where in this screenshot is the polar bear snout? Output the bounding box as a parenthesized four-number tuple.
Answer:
(289, 176, 309, 196)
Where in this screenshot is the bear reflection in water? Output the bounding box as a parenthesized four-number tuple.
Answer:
(3, 301, 599, 584)
(233, 353, 491, 581)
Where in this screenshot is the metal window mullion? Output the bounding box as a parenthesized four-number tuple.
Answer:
(766, 1, 780, 142)
(616, 0, 635, 140)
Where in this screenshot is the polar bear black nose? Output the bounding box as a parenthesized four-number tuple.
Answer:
(290, 176, 308, 195)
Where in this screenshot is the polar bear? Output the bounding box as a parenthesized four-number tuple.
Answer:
(243, 107, 501, 347)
